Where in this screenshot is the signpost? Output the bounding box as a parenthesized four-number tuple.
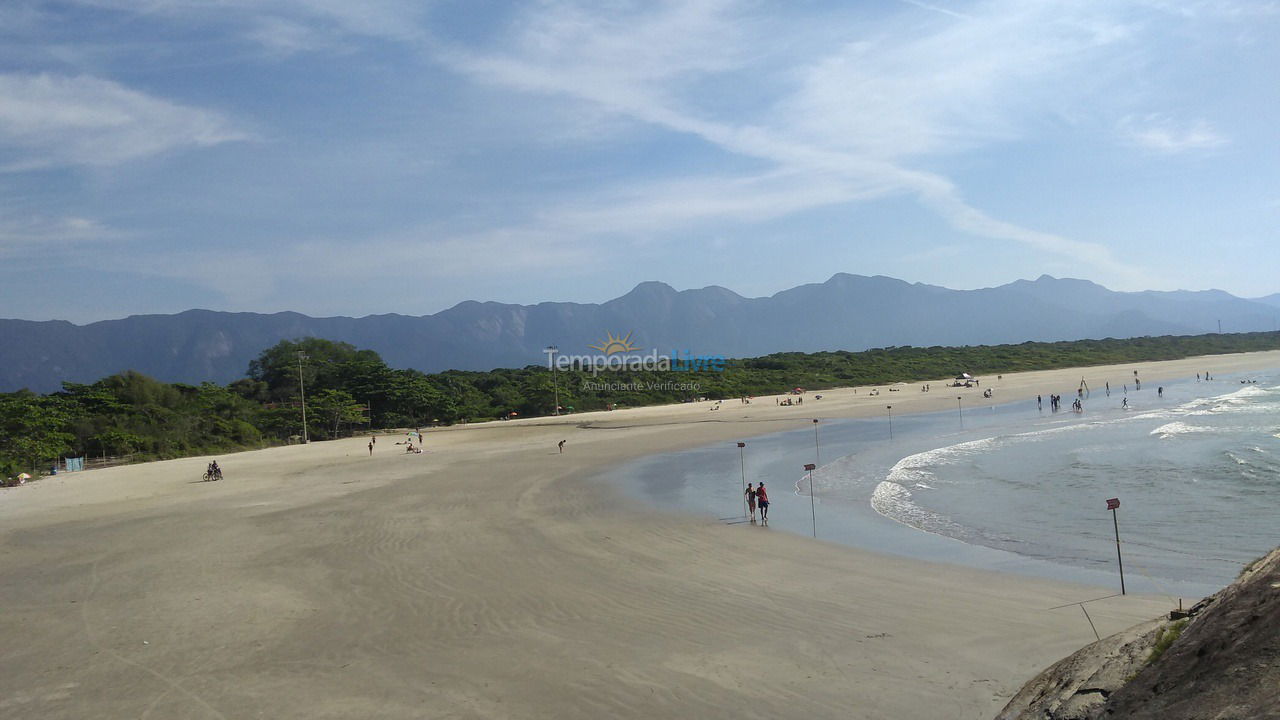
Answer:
(812, 418, 820, 466)
(886, 405, 893, 440)
(1107, 497, 1125, 595)
(804, 463, 817, 537)
(737, 442, 747, 518)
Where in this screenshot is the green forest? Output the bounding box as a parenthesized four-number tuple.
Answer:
(4, 331, 1279, 479)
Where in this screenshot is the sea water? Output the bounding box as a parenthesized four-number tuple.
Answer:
(599, 370, 1280, 597)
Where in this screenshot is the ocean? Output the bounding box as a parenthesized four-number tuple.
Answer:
(599, 369, 1280, 598)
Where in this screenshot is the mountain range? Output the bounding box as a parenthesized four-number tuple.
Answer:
(3, 274, 1279, 393)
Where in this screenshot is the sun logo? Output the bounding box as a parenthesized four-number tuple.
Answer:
(589, 331, 640, 355)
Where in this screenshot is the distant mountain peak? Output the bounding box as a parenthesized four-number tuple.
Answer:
(3, 273, 1278, 392)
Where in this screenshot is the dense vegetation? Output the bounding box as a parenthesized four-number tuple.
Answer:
(4, 331, 1279, 478)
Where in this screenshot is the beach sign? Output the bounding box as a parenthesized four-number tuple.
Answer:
(1106, 497, 1125, 594)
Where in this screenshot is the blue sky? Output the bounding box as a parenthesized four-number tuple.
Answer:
(1, 0, 1277, 323)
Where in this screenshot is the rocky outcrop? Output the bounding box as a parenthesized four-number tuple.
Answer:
(999, 547, 1280, 720)
(995, 618, 1170, 720)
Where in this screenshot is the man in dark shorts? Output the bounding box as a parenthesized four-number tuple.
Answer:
(756, 482, 769, 523)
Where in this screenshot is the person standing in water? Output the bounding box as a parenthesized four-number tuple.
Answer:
(745, 483, 757, 523)
(756, 483, 770, 524)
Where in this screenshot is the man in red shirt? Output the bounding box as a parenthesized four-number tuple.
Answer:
(756, 482, 769, 524)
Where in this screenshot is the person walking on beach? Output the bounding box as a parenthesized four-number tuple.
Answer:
(1037, 395, 1042, 411)
(756, 482, 770, 524)
(745, 482, 757, 523)
(558, 439, 566, 453)
(368, 440, 374, 456)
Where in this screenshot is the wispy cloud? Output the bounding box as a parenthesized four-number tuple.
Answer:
(433, 0, 1143, 281)
(0, 211, 121, 258)
(68, 0, 427, 51)
(0, 73, 249, 170)
(1120, 114, 1228, 154)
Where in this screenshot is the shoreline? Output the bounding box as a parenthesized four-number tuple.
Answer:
(2, 350, 1278, 718)
(598, 369, 1271, 599)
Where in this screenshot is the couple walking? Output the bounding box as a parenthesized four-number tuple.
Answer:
(745, 482, 770, 524)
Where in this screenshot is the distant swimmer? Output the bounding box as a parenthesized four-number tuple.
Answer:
(756, 483, 770, 523)
(558, 439, 566, 453)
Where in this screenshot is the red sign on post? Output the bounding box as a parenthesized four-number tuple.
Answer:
(804, 463, 816, 471)
(1107, 498, 1120, 510)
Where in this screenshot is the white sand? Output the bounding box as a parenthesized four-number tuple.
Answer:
(1, 351, 1276, 719)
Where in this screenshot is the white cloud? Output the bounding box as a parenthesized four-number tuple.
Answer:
(0, 73, 249, 170)
(778, 2, 1133, 159)
(69, 0, 427, 50)
(1120, 114, 1228, 154)
(0, 212, 121, 258)
(436, 0, 1142, 281)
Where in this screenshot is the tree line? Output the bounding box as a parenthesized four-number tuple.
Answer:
(4, 331, 1279, 478)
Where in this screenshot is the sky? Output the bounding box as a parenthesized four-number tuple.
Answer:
(1, 0, 1278, 323)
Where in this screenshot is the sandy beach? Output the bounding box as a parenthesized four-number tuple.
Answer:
(2, 351, 1277, 719)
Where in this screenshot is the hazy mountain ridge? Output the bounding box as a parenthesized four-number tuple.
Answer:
(2, 274, 1277, 392)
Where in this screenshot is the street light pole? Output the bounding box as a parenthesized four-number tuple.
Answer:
(546, 345, 560, 415)
(297, 351, 310, 444)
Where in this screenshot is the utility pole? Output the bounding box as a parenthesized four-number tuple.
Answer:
(957, 396, 963, 429)
(297, 351, 310, 444)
